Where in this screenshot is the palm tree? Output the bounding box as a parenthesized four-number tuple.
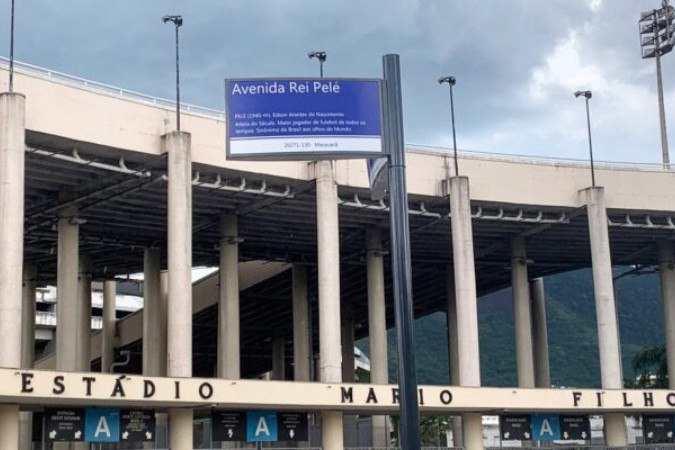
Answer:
(627, 345, 668, 388)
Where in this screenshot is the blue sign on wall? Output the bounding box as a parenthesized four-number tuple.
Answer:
(85, 408, 120, 443)
(246, 411, 278, 442)
(531, 413, 561, 441)
(225, 78, 384, 160)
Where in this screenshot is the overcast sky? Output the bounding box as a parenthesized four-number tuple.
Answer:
(2, 0, 674, 163)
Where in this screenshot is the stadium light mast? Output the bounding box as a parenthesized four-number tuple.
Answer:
(162, 14, 183, 131)
(438, 76, 459, 176)
(574, 90, 596, 187)
(639, 0, 674, 169)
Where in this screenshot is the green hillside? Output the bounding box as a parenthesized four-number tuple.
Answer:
(357, 267, 665, 387)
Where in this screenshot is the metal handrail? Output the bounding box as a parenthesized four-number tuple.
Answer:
(0, 56, 224, 119)
(1, 57, 668, 172)
(34, 310, 102, 330)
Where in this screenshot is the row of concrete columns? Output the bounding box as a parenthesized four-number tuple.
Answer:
(5, 87, 675, 450)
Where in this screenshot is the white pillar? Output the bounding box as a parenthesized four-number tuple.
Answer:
(530, 278, 551, 388)
(165, 131, 193, 448)
(449, 176, 483, 450)
(446, 265, 463, 448)
(292, 265, 311, 382)
(101, 280, 116, 372)
(77, 257, 92, 371)
(658, 241, 675, 389)
(0, 92, 25, 449)
(581, 186, 627, 446)
(218, 214, 240, 379)
(169, 409, 193, 450)
(511, 237, 535, 388)
(367, 228, 389, 448)
(56, 204, 79, 372)
(20, 264, 36, 450)
(143, 248, 165, 376)
(316, 160, 343, 450)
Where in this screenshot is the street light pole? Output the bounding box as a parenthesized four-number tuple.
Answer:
(308, 51, 327, 78)
(574, 90, 596, 187)
(438, 76, 459, 176)
(8, 0, 16, 91)
(162, 15, 183, 131)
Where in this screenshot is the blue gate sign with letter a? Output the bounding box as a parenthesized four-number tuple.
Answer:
(246, 411, 278, 442)
(531, 413, 561, 441)
(85, 408, 120, 443)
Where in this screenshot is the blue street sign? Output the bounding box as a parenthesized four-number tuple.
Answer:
(85, 408, 120, 443)
(225, 78, 384, 160)
(246, 411, 278, 442)
(531, 413, 561, 441)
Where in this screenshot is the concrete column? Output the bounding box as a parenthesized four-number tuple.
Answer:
(0, 92, 26, 450)
(292, 265, 310, 382)
(169, 409, 193, 449)
(530, 278, 551, 388)
(658, 241, 675, 388)
(446, 266, 463, 448)
(56, 204, 79, 371)
(20, 264, 36, 450)
(77, 257, 92, 372)
(449, 176, 483, 450)
(218, 214, 240, 379)
(21, 264, 37, 370)
(101, 280, 116, 372)
(581, 186, 627, 446)
(511, 237, 535, 388)
(341, 305, 355, 382)
(315, 160, 343, 450)
(272, 337, 285, 380)
(143, 248, 164, 376)
(367, 228, 389, 448)
(165, 131, 193, 448)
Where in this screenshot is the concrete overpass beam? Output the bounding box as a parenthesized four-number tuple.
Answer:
(449, 176, 483, 450)
(658, 240, 675, 389)
(511, 237, 535, 388)
(164, 131, 193, 449)
(582, 186, 627, 446)
(530, 278, 551, 388)
(218, 214, 240, 380)
(367, 228, 390, 447)
(316, 160, 343, 450)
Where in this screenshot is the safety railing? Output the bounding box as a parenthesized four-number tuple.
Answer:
(34, 310, 102, 330)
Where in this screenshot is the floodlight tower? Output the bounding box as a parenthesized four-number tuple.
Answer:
(639, 0, 674, 168)
(308, 51, 327, 78)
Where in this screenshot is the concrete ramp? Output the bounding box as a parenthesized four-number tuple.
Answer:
(36, 260, 289, 370)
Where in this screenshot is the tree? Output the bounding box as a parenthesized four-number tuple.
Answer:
(627, 345, 668, 388)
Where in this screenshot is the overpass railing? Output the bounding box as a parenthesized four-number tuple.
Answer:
(0, 56, 224, 119)
(1, 57, 669, 173)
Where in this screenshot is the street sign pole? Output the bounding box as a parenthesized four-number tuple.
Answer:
(383, 53, 421, 450)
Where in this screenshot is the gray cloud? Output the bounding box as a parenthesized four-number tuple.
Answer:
(2, 0, 673, 163)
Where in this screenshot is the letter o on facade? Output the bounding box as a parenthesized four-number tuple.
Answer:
(440, 390, 453, 405)
(667, 393, 675, 407)
(199, 382, 214, 400)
